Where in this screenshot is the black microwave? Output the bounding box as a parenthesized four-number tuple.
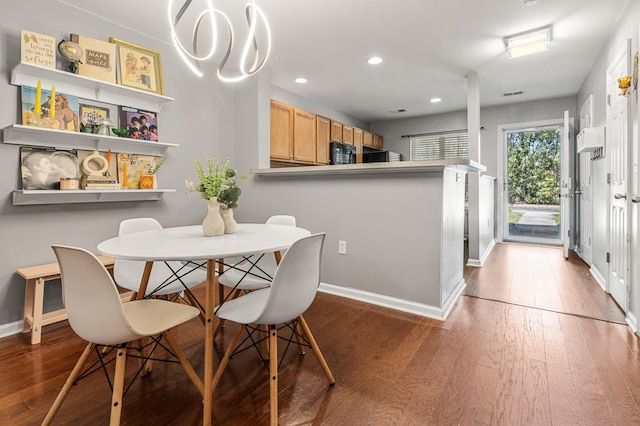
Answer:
(329, 141, 356, 165)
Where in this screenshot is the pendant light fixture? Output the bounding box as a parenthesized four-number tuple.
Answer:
(169, 0, 271, 82)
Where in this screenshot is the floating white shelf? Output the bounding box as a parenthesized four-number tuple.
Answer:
(3, 124, 178, 156)
(12, 189, 176, 205)
(11, 63, 174, 112)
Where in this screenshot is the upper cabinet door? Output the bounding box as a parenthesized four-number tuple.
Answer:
(316, 115, 331, 165)
(343, 124, 354, 145)
(270, 100, 294, 160)
(363, 130, 373, 148)
(293, 108, 317, 163)
(353, 127, 363, 163)
(330, 120, 343, 142)
(373, 133, 383, 150)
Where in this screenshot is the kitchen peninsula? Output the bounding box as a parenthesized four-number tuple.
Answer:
(250, 159, 485, 320)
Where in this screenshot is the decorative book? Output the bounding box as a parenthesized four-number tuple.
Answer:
(70, 34, 117, 84)
(21, 30, 55, 68)
(118, 106, 158, 141)
(22, 86, 80, 132)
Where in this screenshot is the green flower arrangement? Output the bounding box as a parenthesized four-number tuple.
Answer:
(147, 157, 166, 175)
(185, 157, 244, 209)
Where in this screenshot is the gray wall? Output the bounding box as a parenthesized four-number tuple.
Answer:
(0, 1, 235, 330)
(371, 96, 576, 179)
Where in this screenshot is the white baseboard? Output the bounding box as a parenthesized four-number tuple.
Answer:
(466, 239, 497, 267)
(590, 265, 607, 291)
(319, 280, 466, 321)
(627, 312, 638, 334)
(0, 320, 24, 339)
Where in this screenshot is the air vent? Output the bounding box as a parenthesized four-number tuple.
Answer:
(502, 90, 524, 97)
(389, 109, 407, 114)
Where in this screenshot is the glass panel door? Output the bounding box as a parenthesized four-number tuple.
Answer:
(505, 126, 562, 243)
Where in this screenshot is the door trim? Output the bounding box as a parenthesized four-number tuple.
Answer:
(497, 118, 566, 243)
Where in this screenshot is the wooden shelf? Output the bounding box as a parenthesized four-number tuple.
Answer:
(11, 63, 174, 112)
(3, 124, 178, 156)
(12, 189, 176, 205)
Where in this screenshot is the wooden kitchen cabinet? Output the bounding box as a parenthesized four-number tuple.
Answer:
(316, 115, 331, 164)
(293, 107, 317, 163)
(363, 130, 373, 148)
(342, 124, 354, 145)
(353, 127, 363, 163)
(270, 100, 294, 160)
(330, 120, 343, 142)
(373, 133, 384, 150)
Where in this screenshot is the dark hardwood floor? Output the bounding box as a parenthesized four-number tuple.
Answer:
(1, 244, 639, 425)
(465, 243, 626, 324)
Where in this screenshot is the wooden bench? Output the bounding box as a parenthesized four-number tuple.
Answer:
(16, 256, 133, 345)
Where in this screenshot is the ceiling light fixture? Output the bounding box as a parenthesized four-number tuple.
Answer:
(505, 26, 551, 59)
(295, 77, 307, 84)
(430, 97, 442, 103)
(367, 56, 383, 65)
(523, 0, 538, 5)
(169, 0, 271, 82)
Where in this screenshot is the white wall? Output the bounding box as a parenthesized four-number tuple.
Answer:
(577, 0, 640, 323)
(0, 1, 235, 329)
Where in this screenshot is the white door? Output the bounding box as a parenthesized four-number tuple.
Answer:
(560, 110, 571, 258)
(577, 96, 594, 265)
(578, 152, 593, 264)
(607, 42, 631, 311)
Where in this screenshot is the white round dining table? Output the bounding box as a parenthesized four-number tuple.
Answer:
(97, 223, 310, 426)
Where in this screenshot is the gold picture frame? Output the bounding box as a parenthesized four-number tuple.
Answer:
(109, 37, 164, 95)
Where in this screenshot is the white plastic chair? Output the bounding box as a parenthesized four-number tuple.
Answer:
(43, 245, 203, 425)
(218, 215, 296, 295)
(115, 218, 206, 301)
(212, 233, 335, 426)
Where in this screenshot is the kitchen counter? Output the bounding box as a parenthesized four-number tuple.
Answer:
(251, 159, 486, 176)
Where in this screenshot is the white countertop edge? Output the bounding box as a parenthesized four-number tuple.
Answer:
(251, 159, 486, 176)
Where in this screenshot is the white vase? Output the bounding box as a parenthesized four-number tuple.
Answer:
(202, 198, 225, 237)
(222, 208, 237, 234)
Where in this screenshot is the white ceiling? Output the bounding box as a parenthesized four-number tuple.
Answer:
(59, 0, 627, 122)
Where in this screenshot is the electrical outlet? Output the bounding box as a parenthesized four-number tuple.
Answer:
(338, 240, 347, 255)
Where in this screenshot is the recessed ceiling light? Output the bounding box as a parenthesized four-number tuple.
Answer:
(523, 0, 538, 5)
(367, 57, 383, 65)
(430, 98, 442, 103)
(295, 77, 307, 84)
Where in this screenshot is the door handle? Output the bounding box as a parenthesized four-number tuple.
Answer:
(614, 193, 627, 200)
(632, 196, 640, 203)
(575, 189, 582, 195)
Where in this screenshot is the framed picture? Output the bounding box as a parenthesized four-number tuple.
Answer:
(21, 85, 80, 132)
(118, 106, 159, 141)
(78, 99, 118, 132)
(109, 37, 164, 95)
(20, 147, 79, 190)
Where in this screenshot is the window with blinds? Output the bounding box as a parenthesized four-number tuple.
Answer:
(409, 131, 469, 161)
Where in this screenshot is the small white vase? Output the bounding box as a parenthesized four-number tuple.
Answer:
(202, 198, 225, 237)
(222, 208, 237, 234)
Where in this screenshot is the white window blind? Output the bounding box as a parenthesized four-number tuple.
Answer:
(409, 131, 469, 161)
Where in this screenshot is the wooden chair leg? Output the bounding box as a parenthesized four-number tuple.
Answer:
(42, 342, 94, 426)
(295, 322, 305, 354)
(269, 325, 278, 426)
(163, 330, 204, 398)
(110, 346, 128, 426)
(212, 323, 244, 392)
(298, 315, 335, 384)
